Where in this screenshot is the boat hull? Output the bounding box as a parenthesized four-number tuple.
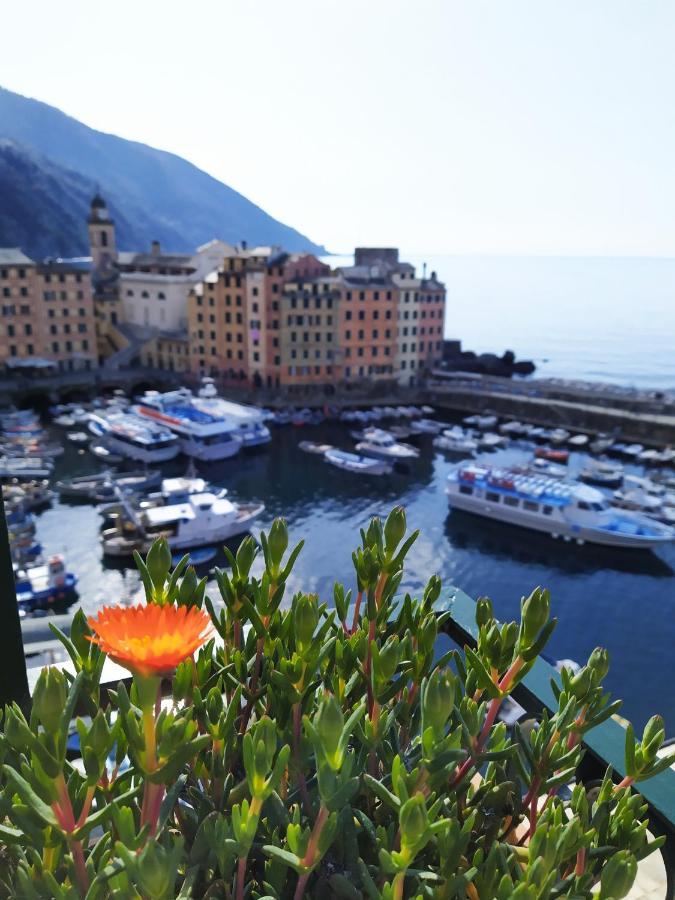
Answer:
(446, 489, 672, 549)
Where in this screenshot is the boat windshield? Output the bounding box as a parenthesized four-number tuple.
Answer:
(577, 500, 610, 512)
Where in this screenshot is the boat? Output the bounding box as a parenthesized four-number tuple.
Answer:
(529, 427, 553, 443)
(568, 434, 590, 448)
(622, 443, 645, 459)
(464, 414, 498, 430)
(171, 547, 218, 568)
(499, 420, 529, 437)
(549, 428, 571, 446)
(410, 418, 443, 435)
(0, 457, 53, 479)
(433, 428, 478, 457)
(56, 470, 163, 503)
(90, 442, 124, 464)
(299, 441, 333, 455)
(590, 435, 614, 455)
(134, 389, 243, 461)
(14, 555, 78, 613)
(389, 425, 413, 440)
(612, 488, 663, 516)
(88, 410, 181, 464)
(323, 449, 392, 476)
(445, 464, 674, 549)
(534, 447, 569, 464)
(579, 461, 624, 489)
(67, 431, 90, 445)
(99, 474, 224, 527)
(528, 458, 568, 479)
(195, 378, 272, 447)
(355, 428, 419, 461)
(477, 432, 507, 451)
(101, 493, 265, 556)
(638, 447, 675, 466)
(3, 480, 53, 511)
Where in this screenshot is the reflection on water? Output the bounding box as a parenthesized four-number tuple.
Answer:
(31, 420, 675, 729)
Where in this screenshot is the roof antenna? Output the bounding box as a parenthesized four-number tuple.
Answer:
(422, 262, 427, 280)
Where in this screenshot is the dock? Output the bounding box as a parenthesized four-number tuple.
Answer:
(425, 372, 675, 447)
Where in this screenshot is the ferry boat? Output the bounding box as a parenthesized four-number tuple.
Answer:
(88, 411, 180, 464)
(195, 378, 271, 448)
(134, 389, 243, 461)
(355, 428, 419, 461)
(445, 464, 674, 549)
(101, 492, 264, 556)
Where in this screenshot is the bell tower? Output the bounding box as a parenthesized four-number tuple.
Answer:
(87, 193, 116, 270)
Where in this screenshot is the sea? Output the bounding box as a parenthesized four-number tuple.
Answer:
(27, 256, 675, 732)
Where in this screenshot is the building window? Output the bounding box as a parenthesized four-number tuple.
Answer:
(24, 324, 32, 335)
(158, 292, 165, 300)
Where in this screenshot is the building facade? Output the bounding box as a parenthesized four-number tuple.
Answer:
(0, 249, 97, 372)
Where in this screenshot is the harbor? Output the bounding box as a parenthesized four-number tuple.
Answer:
(5, 384, 675, 734)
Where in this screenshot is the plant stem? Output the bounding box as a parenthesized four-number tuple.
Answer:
(236, 855, 248, 900)
(350, 591, 362, 633)
(615, 774, 635, 791)
(575, 846, 586, 877)
(392, 871, 406, 900)
(292, 702, 312, 817)
(54, 775, 89, 897)
(294, 805, 330, 900)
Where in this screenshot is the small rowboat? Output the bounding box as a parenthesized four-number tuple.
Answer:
(534, 447, 569, 464)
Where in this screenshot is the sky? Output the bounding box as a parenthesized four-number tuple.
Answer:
(2, 0, 675, 256)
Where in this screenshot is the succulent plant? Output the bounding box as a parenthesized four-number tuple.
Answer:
(0, 508, 670, 898)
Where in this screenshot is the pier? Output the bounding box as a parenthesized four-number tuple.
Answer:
(425, 372, 675, 447)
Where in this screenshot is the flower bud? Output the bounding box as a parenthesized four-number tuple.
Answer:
(135, 840, 180, 899)
(569, 667, 592, 701)
(294, 594, 319, 652)
(399, 794, 429, 851)
(32, 667, 67, 735)
(588, 647, 610, 681)
(384, 506, 406, 554)
(418, 613, 438, 655)
(374, 636, 400, 684)
(146, 538, 171, 592)
(423, 668, 455, 735)
(253, 716, 277, 775)
(315, 695, 344, 762)
(235, 536, 257, 579)
(642, 715, 665, 761)
(267, 518, 288, 571)
(475, 597, 493, 629)
(178, 567, 198, 607)
(423, 574, 442, 607)
(599, 850, 637, 899)
(520, 587, 550, 646)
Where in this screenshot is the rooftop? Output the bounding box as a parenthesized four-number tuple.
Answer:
(0, 248, 34, 266)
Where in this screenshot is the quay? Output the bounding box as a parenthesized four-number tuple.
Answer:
(424, 372, 675, 447)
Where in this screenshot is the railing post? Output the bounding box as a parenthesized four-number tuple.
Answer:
(0, 493, 29, 709)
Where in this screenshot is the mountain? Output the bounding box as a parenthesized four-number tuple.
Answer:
(0, 86, 325, 258)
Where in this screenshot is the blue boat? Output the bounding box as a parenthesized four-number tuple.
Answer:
(171, 547, 218, 568)
(14, 555, 79, 612)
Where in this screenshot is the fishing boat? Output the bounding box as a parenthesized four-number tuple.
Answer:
(355, 428, 419, 461)
(134, 389, 243, 460)
(101, 493, 265, 556)
(14, 555, 78, 613)
(446, 464, 674, 549)
(323, 449, 392, 476)
(579, 461, 624, 489)
(88, 410, 180, 464)
(534, 447, 569, 464)
(433, 428, 478, 457)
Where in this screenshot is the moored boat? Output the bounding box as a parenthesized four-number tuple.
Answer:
(534, 447, 569, 464)
(355, 428, 419, 461)
(446, 464, 674, 549)
(579, 461, 624, 489)
(88, 410, 181, 464)
(323, 449, 392, 476)
(14, 554, 78, 613)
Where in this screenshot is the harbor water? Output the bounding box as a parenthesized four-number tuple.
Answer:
(33, 418, 675, 732)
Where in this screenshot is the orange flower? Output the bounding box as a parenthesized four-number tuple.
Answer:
(87, 603, 213, 677)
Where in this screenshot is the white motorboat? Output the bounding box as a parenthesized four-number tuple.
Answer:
(568, 434, 590, 448)
(464, 414, 498, 431)
(134, 389, 243, 461)
(549, 428, 571, 446)
(433, 428, 478, 457)
(299, 441, 334, 456)
(324, 449, 392, 476)
(355, 428, 419, 461)
(0, 457, 54, 479)
(67, 431, 90, 445)
(410, 418, 443, 436)
(88, 411, 180, 464)
(579, 461, 624, 489)
(528, 458, 568, 479)
(195, 378, 271, 448)
(622, 444, 644, 459)
(101, 493, 264, 557)
(477, 432, 507, 450)
(499, 420, 529, 437)
(446, 464, 674, 549)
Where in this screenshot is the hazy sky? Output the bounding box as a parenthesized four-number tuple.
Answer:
(3, 0, 675, 255)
